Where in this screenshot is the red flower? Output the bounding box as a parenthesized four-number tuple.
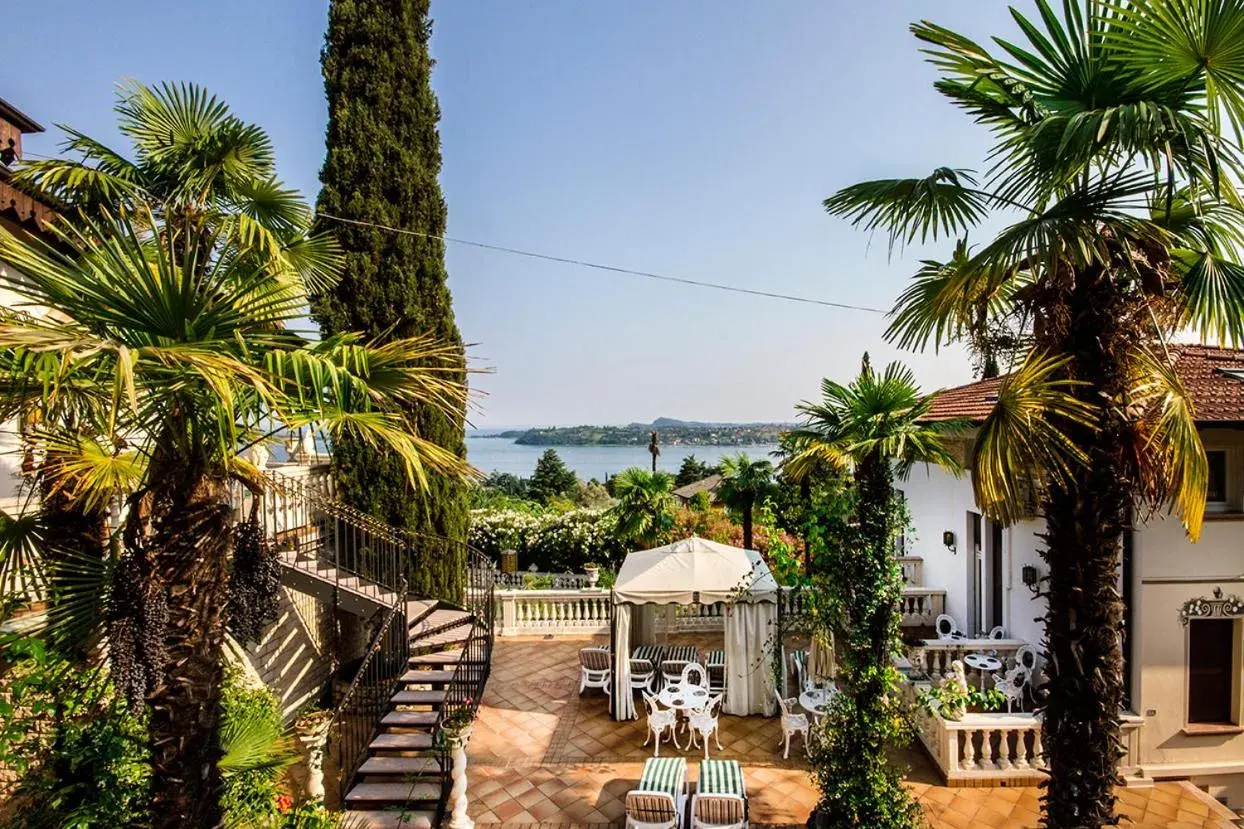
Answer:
(275, 794, 294, 813)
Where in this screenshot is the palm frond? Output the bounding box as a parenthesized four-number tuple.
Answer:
(972, 351, 1097, 524)
(1128, 345, 1208, 539)
(823, 168, 990, 252)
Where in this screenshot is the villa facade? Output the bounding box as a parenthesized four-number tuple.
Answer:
(902, 345, 1244, 806)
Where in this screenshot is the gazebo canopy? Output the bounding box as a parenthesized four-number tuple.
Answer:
(611, 536, 778, 606)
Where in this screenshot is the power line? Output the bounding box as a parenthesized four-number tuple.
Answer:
(316, 212, 888, 314)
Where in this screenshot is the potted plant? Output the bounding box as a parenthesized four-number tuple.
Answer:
(583, 562, 601, 588)
(440, 703, 476, 744)
(918, 677, 1006, 721)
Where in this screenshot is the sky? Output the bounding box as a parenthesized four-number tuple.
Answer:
(2, 1, 1028, 428)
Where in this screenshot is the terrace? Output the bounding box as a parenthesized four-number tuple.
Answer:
(465, 636, 1238, 829)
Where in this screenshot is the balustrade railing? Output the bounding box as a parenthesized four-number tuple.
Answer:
(897, 556, 923, 586)
(906, 682, 1144, 784)
(908, 639, 1026, 681)
(898, 588, 944, 627)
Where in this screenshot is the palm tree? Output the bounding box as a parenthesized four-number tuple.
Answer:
(789, 355, 962, 828)
(610, 467, 677, 548)
(822, 4, 1244, 824)
(715, 453, 775, 550)
(0, 209, 468, 826)
(13, 80, 338, 299)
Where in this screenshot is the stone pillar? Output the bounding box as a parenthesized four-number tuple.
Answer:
(445, 727, 474, 829)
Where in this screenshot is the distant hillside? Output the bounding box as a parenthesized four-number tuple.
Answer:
(509, 418, 791, 447)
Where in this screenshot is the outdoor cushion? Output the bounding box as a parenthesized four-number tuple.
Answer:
(638, 756, 686, 799)
(697, 759, 744, 797)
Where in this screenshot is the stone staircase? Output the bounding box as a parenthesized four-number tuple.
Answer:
(342, 600, 482, 828)
(252, 469, 494, 828)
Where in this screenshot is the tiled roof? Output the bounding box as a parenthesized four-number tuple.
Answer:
(924, 345, 1244, 424)
(672, 473, 722, 501)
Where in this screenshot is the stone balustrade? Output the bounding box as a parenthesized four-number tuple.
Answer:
(909, 639, 1027, 680)
(496, 589, 612, 636)
(897, 556, 923, 585)
(496, 584, 946, 637)
(908, 681, 1144, 785)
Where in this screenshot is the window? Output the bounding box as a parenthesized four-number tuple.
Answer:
(1206, 450, 1229, 510)
(1187, 619, 1239, 725)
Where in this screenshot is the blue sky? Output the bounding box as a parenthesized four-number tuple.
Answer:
(3, 2, 1024, 427)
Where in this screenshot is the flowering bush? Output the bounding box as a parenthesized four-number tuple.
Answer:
(469, 508, 626, 571)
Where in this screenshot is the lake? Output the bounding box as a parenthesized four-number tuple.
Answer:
(465, 436, 780, 482)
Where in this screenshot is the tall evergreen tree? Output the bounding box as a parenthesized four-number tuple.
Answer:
(528, 450, 578, 504)
(314, 0, 469, 600)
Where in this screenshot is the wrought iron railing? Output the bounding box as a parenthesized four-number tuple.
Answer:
(328, 579, 410, 799)
(428, 548, 496, 821)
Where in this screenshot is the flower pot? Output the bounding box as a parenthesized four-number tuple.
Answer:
(584, 566, 600, 588)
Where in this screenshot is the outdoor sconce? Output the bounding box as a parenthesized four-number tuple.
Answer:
(942, 530, 957, 553)
(1021, 565, 1040, 587)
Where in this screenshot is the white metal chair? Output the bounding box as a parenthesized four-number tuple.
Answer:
(626, 756, 689, 829)
(579, 647, 612, 695)
(681, 662, 709, 690)
(787, 649, 808, 695)
(988, 625, 1007, 640)
(642, 691, 680, 756)
(630, 658, 658, 693)
(692, 759, 748, 829)
(935, 614, 961, 640)
(771, 688, 809, 760)
(687, 692, 725, 758)
(1012, 645, 1040, 706)
(993, 665, 1030, 712)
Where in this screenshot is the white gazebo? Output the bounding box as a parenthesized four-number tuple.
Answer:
(609, 536, 779, 720)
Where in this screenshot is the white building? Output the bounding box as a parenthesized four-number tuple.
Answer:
(902, 345, 1244, 805)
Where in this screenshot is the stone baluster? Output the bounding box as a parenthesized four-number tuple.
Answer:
(980, 729, 996, 770)
(1013, 728, 1029, 769)
(961, 728, 977, 770)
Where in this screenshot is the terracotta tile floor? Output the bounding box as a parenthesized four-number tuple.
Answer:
(468, 637, 1239, 829)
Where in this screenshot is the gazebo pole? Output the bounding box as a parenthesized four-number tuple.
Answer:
(609, 592, 616, 719)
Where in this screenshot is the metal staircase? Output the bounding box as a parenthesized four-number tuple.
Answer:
(236, 469, 494, 828)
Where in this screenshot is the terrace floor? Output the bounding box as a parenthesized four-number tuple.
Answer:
(466, 636, 1239, 829)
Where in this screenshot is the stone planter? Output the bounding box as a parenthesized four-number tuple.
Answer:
(295, 715, 333, 801)
(584, 566, 600, 589)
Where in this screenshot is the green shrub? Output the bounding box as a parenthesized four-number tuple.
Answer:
(469, 507, 626, 571)
(219, 668, 296, 828)
(0, 634, 151, 828)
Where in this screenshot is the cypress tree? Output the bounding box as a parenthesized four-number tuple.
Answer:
(314, 0, 468, 601)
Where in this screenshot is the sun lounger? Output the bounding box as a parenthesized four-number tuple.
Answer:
(692, 759, 747, 829)
(626, 756, 689, 829)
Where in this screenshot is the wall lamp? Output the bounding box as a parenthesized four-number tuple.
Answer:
(942, 530, 957, 554)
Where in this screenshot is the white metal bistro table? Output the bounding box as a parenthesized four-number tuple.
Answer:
(798, 686, 836, 720)
(657, 681, 711, 712)
(962, 653, 1003, 689)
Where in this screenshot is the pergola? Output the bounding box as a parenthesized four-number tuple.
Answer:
(609, 536, 778, 720)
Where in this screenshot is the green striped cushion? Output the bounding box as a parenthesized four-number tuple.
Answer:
(634, 645, 665, 663)
(790, 649, 807, 670)
(706, 650, 725, 667)
(639, 757, 685, 798)
(698, 759, 744, 797)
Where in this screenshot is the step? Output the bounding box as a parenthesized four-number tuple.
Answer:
(409, 607, 472, 638)
(345, 782, 442, 805)
(399, 669, 455, 685)
(407, 599, 439, 626)
(408, 649, 463, 667)
(410, 621, 474, 654)
(357, 756, 442, 777)
(369, 732, 435, 751)
(380, 710, 440, 728)
(392, 689, 447, 706)
(343, 811, 437, 829)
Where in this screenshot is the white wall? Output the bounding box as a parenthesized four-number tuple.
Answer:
(899, 463, 1047, 644)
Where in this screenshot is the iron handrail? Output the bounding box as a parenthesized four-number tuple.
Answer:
(328, 577, 408, 731)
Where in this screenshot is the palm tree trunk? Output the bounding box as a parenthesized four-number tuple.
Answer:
(133, 454, 234, 828)
(742, 501, 754, 551)
(1038, 265, 1133, 829)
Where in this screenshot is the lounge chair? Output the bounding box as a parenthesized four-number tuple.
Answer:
(578, 647, 612, 696)
(692, 759, 747, 829)
(626, 756, 689, 829)
(630, 658, 658, 693)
